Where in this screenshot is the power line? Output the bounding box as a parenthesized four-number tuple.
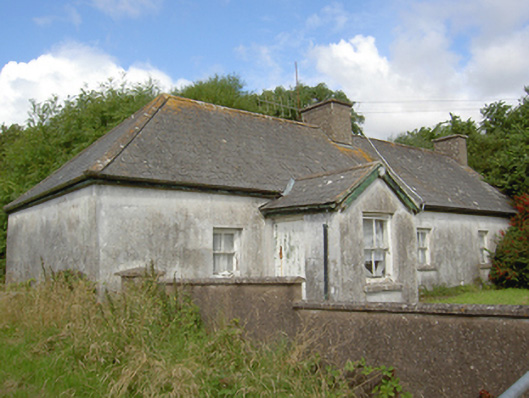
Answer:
(360, 108, 483, 114)
(357, 98, 518, 104)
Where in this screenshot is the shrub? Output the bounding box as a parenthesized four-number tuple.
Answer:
(489, 193, 529, 288)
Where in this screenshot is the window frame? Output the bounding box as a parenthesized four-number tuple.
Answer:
(478, 230, 489, 264)
(416, 228, 431, 267)
(362, 214, 392, 279)
(213, 228, 241, 276)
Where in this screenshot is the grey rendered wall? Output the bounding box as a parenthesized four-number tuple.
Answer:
(332, 179, 418, 303)
(415, 211, 509, 288)
(120, 273, 529, 398)
(6, 186, 99, 282)
(272, 179, 418, 303)
(96, 185, 272, 290)
(296, 302, 529, 398)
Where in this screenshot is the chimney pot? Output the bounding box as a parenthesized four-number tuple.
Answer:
(301, 99, 352, 145)
(432, 134, 468, 166)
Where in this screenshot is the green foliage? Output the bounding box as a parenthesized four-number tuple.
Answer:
(173, 74, 260, 113)
(393, 90, 529, 197)
(489, 193, 529, 289)
(175, 74, 364, 132)
(0, 274, 409, 396)
(258, 82, 365, 133)
(344, 358, 411, 398)
(420, 282, 529, 305)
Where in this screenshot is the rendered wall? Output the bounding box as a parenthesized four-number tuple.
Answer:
(96, 185, 272, 290)
(415, 211, 509, 288)
(272, 179, 417, 303)
(164, 277, 303, 340)
(296, 302, 529, 398)
(6, 186, 99, 282)
(120, 274, 529, 397)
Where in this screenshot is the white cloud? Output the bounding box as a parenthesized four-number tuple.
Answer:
(90, 0, 164, 18)
(33, 4, 82, 27)
(0, 42, 180, 126)
(305, 3, 349, 32)
(306, 0, 529, 139)
(465, 27, 529, 97)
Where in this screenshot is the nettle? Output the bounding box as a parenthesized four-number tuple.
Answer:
(489, 193, 529, 288)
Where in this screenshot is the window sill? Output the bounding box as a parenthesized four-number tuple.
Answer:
(364, 281, 403, 293)
(417, 264, 437, 272)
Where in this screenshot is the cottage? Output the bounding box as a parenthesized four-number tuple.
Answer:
(4, 94, 513, 302)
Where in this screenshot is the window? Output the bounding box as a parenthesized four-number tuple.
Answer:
(417, 228, 431, 266)
(213, 228, 240, 275)
(478, 230, 488, 264)
(363, 216, 390, 278)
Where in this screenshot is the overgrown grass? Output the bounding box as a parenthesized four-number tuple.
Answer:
(420, 283, 529, 305)
(0, 273, 409, 397)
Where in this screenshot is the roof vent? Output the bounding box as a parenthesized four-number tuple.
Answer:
(432, 134, 468, 167)
(301, 99, 352, 145)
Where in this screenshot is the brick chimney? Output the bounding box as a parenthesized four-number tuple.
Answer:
(432, 134, 468, 166)
(301, 99, 352, 145)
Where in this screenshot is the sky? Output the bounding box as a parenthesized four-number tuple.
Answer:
(1, 0, 529, 139)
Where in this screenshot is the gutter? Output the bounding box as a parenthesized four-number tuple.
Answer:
(4, 176, 280, 214)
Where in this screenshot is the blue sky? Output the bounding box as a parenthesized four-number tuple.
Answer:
(2, 0, 529, 139)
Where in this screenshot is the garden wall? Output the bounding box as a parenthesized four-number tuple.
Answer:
(123, 274, 529, 397)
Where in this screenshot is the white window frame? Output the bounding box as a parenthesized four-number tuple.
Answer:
(478, 230, 489, 264)
(362, 214, 392, 279)
(416, 228, 431, 267)
(213, 228, 241, 276)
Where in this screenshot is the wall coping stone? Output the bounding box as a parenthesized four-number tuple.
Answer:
(164, 276, 305, 286)
(115, 267, 166, 277)
(295, 301, 529, 319)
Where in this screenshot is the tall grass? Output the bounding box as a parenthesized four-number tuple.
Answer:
(0, 273, 408, 397)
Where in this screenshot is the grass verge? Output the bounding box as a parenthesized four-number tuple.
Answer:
(420, 283, 529, 305)
(0, 273, 409, 397)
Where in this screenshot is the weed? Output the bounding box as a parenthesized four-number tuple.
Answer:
(0, 272, 410, 397)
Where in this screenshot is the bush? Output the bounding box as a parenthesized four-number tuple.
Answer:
(489, 193, 529, 288)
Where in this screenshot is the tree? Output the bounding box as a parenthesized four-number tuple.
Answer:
(175, 75, 364, 133)
(393, 90, 529, 198)
(173, 74, 259, 113)
(489, 193, 529, 288)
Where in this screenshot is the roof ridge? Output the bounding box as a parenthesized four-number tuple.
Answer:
(164, 94, 320, 129)
(351, 135, 448, 157)
(295, 161, 382, 181)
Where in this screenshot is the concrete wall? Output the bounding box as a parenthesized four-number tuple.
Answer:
(415, 211, 508, 288)
(121, 274, 529, 398)
(6, 186, 99, 282)
(6, 180, 510, 299)
(272, 179, 418, 303)
(296, 301, 529, 398)
(164, 277, 303, 341)
(96, 185, 272, 290)
(334, 179, 418, 303)
(6, 184, 273, 289)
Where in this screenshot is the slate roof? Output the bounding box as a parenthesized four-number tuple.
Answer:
(5, 94, 513, 216)
(5, 94, 358, 212)
(338, 136, 514, 215)
(260, 163, 382, 214)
